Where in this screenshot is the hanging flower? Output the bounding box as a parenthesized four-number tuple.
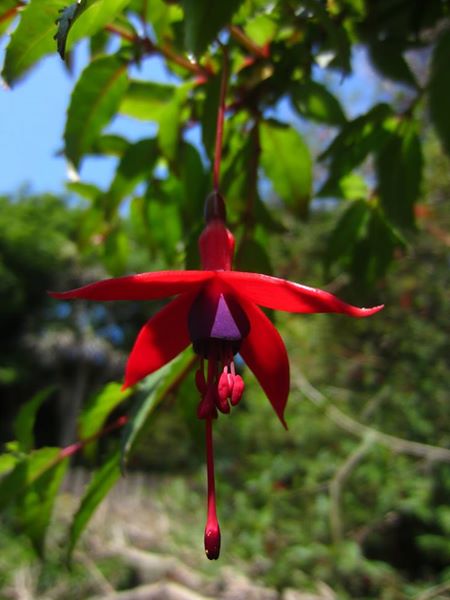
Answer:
(50, 193, 383, 559)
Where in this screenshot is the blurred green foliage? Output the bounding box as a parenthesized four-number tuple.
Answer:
(0, 0, 450, 597)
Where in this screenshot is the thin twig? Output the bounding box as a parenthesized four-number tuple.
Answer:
(329, 433, 376, 543)
(229, 25, 269, 58)
(415, 579, 450, 600)
(294, 372, 450, 462)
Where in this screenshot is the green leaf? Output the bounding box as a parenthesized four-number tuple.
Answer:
(179, 142, 207, 225)
(119, 80, 176, 122)
(158, 84, 190, 161)
(120, 351, 194, 471)
(2, 0, 68, 85)
(327, 200, 371, 268)
(235, 238, 273, 275)
(143, 0, 183, 44)
(67, 181, 102, 200)
(376, 120, 423, 229)
(318, 172, 369, 201)
(260, 120, 312, 218)
(369, 40, 417, 88)
(102, 227, 129, 275)
(109, 138, 158, 204)
(291, 81, 346, 126)
(200, 74, 221, 159)
(90, 133, 130, 156)
(181, 0, 243, 56)
(64, 55, 129, 167)
(0, 453, 18, 477)
(78, 382, 131, 459)
(18, 457, 68, 555)
(0, 447, 60, 510)
(320, 103, 393, 181)
(67, 450, 121, 560)
(14, 386, 55, 452)
(66, 0, 132, 52)
(429, 28, 450, 154)
(244, 13, 277, 46)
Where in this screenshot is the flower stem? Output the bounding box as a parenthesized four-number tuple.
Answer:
(204, 417, 221, 559)
(213, 45, 230, 193)
(60, 415, 128, 459)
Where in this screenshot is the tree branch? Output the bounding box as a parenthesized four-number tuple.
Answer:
(294, 372, 450, 463)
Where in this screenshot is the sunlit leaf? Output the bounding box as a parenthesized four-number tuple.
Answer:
(90, 133, 129, 157)
(64, 55, 129, 167)
(119, 80, 176, 122)
(0, 447, 60, 509)
(243, 13, 277, 46)
(158, 83, 190, 162)
(78, 382, 131, 459)
(260, 120, 312, 218)
(66, 0, 132, 52)
(2, 0, 68, 85)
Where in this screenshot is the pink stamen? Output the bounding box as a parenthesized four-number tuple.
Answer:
(204, 417, 221, 559)
(230, 374, 244, 405)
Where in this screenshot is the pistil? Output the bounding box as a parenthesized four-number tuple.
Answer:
(204, 417, 221, 559)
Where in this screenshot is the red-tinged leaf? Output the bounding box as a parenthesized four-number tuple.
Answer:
(64, 55, 129, 167)
(0, 0, 22, 37)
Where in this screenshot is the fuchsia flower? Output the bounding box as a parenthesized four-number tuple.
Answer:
(50, 193, 383, 559)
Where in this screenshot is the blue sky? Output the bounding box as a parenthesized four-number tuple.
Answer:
(0, 32, 390, 198)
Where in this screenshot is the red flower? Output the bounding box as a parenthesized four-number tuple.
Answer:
(50, 193, 383, 559)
